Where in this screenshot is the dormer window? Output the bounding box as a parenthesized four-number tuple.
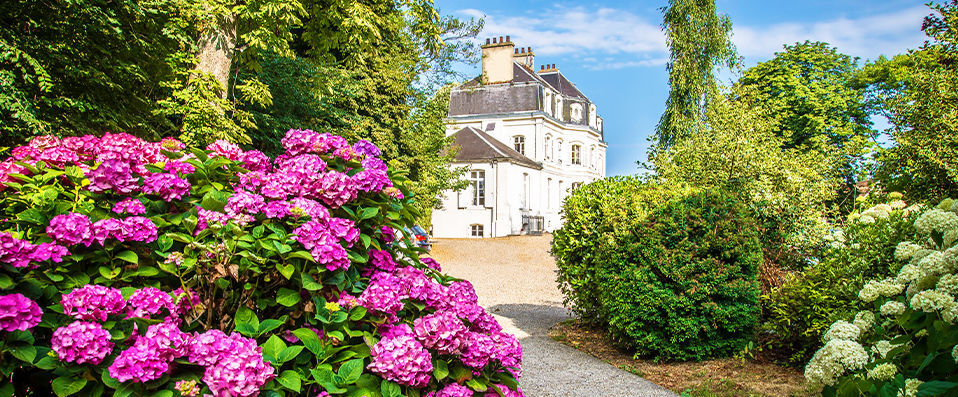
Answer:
(555, 97, 563, 121)
(571, 104, 583, 123)
(513, 136, 525, 155)
(544, 91, 553, 116)
(589, 104, 597, 128)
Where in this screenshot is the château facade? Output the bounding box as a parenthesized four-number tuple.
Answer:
(431, 36, 607, 238)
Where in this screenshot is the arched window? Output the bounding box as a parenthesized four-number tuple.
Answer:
(513, 135, 525, 155)
(571, 104, 583, 123)
(590, 145, 596, 168)
(556, 139, 563, 164)
(547, 178, 553, 208)
(555, 97, 563, 121)
(571, 144, 581, 165)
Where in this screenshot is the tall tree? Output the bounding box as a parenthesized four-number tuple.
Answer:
(654, 0, 737, 152)
(737, 41, 876, 206)
(863, 1, 958, 203)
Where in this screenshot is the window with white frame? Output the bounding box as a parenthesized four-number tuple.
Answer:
(590, 145, 596, 168)
(513, 136, 525, 155)
(556, 139, 563, 164)
(547, 178, 553, 208)
(544, 136, 552, 160)
(470, 224, 483, 237)
(522, 173, 529, 209)
(571, 144, 581, 165)
(468, 170, 485, 206)
(555, 97, 563, 121)
(571, 103, 583, 122)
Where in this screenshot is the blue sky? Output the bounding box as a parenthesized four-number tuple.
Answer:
(433, 0, 932, 176)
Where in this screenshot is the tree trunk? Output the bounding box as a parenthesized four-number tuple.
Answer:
(194, 14, 237, 98)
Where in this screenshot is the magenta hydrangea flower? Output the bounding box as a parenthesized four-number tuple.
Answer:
(164, 160, 195, 176)
(352, 139, 381, 157)
(380, 226, 396, 243)
(120, 216, 158, 242)
(427, 383, 475, 397)
(445, 281, 483, 322)
(141, 321, 192, 359)
(281, 129, 321, 156)
(226, 190, 266, 216)
(29, 135, 61, 150)
(38, 147, 79, 168)
(142, 172, 191, 201)
(369, 249, 398, 272)
(188, 330, 275, 397)
(368, 324, 433, 387)
(241, 150, 273, 172)
(396, 266, 444, 309)
(290, 198, 330, 221)
(0, 161, 28, 190)
(471, 310, 504, 334)
(413, 310, 468, 355)
(358, 272, 407, 315)
(85, 159, 139, 194)
(126, 287, 174, 319)
(328, 218, 359, 246)
(173, 288, 201, 316)
(0, 293, 42, 331)
(292, 221, 349, 271)
(421, 257, 442, 272)
(0, 232, 38, 268)
(61, 135, 100, 159)
(314, 171, 358, 208)
(61, 284, 125, 321)
(112, 198, 146, 215)
(352, 159, 392, 193)
(460, 331, 496, 369)
(47, 212, 95, 247)
(337, 293, 359, 309)
(333, 146, 360, 161)
(51, 321, 114, 365)
(92, 218, 123, 245)
(263, 200, 292, 219)
(197, 208, 231, 231)
(492, 332, 523, 372)
(97, 133, 149, 165)
(27, 242, 70, 265)
(109, 342, 171, 382)
(207, 140, 244, 161)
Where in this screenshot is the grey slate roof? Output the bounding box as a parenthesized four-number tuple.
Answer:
(447, 127, 542, 169)
(539, 71, 587, 99)
(448, 82, 541, 116)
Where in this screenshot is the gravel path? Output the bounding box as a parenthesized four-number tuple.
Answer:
(431, 235, 676, 397)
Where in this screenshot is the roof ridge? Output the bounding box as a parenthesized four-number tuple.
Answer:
(466, 127, 508, 157)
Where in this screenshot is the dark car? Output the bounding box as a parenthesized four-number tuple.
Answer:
(403, 225, 432, 252)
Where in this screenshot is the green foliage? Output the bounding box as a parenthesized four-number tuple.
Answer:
(655, 88, 840, 261)
(654, 0, 737, 151)
(553, 177, 689, 321)
(763, 196, 919, 366)
(738, 41, 876, 193)
(807, 200, 958, 396)
(555, 183, 763, 361)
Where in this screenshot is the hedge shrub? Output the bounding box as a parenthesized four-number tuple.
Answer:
(0, 131, 523, 396)
(555, 183, 762, 361)
(762, 196, 920, 366)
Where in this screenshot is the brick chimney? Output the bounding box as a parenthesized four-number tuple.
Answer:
(481, 36, 514, 84)
(513, 46, 535, 70)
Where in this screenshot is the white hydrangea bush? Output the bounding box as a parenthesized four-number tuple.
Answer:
(805, 200, 958, 396)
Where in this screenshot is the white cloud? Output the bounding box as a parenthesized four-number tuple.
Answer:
(455, 4, 930, 70)
(733, 6, 929, 60)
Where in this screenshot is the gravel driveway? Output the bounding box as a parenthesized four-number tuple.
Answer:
(431, 234, 676, 397)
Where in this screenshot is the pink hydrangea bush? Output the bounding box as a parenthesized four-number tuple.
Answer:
(0, 131, 522, 396)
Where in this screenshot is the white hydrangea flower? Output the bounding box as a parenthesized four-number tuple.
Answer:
(910, 290, 956, 312)
(943, 245, 958, 268)
(904, 204, 924, 215)
(860, 279, 905, 302)
(897, 264, 923, 284)
(880, 301, 907, 317)
(889, 192, 904, 200)
(863, 204, 892, 220)
(938, 274, 958, 295)
(945, 229, 958, 249)
(895, 242, 924, 261)
(944, 303, 958, 324)
(914, 208, 958, 236)
(938, 198, 956, 211)
(823, 320, 861, 342)
(872, 340, 900, 358)
(890, 200, 907, 210)
(899, 379, 923, 397)
(866, 363, 897, 381)
(853, 311, 875, 333)
(859, 214, 877, 224)
(917, 251, 948, 276)
(805, 339, 869, 386)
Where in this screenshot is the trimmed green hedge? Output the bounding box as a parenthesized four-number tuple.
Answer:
(554, 181, 763, 361)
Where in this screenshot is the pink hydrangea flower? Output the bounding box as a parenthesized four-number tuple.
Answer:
(0, 161, 28, 190)
(226, 190, 266, 216)
(207, 140, 244, 161)
(263, 200, 292, 219)
(61, 284, 125, 321)
(460, 331, 496, 369)
(368, 324, 433, 387)
(314, 171, 358, 208)
(292, 221, 349, 271)
(0, 293, 42, 331)
(112, 198, 146, 215)
(164, 160, 195, 176)
(52, 321, 114, 365)
(29, 135, 61, 150)
(426, 383, 474, 397)
(142, 172, 191, 201)
(189, 330, 275, 396)
(413, 310, 468, 355)
(352, 139, 381, 157)
(126, 287, 174, 319)
(46, 212, 95, 246)
(358, 272, 407, 315)
(0, 232, 40, 268)
(85, 159, 138, 194)
(120, 216, 158, 242)
(109, 342, 171, 382)
(492, 331, 523, 372)
(421, 257, 442, 272)
(290, 198, 330, 221)
(369, 249, 397, 272)
(241, 150, 273, 172)
(484, 385, 524, 397)
(38, 147, 79, 167)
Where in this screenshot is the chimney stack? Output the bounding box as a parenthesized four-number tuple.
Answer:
(481, 35, 515, 84)
(513, 44, 535, 70)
